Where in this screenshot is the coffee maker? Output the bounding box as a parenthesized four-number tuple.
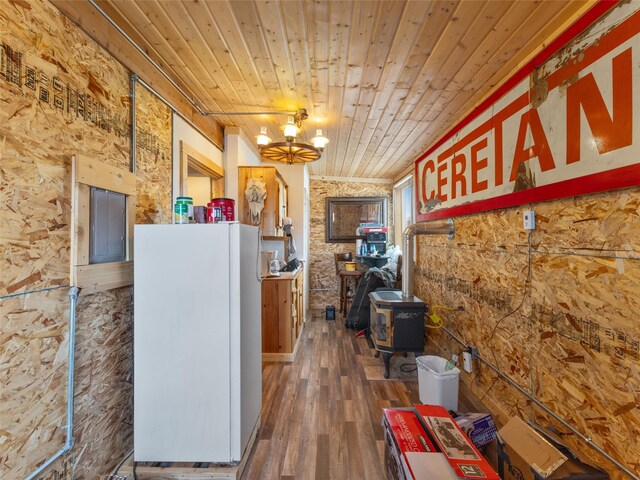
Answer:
(260, 250, 281, 277)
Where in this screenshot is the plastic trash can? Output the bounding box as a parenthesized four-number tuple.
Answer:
(416, 355, 460, 411)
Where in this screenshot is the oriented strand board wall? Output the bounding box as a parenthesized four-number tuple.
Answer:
(415, 188, 640, 478)
(72, 287, 134, 479)
(134, 82, 172, 224)
(0, 288, 72, 479)
(0, 0, 172, 478)
(309, 179, 393, 310)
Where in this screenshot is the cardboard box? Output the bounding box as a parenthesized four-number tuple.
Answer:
(382, 408, 458, 480)
(497, 417, 609, 480)
(415, 404, 500, 480)
(454, 412, 498, 449)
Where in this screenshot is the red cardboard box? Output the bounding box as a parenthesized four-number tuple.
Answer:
(415, 404, 500, 480)
(382, 408, 458, 480)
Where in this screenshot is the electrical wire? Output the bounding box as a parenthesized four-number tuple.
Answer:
(476, 231, 533, 401)
(112, 449, 133, 476)
(400, 363, 417, 373)
(257, 226, 264, 282)
(425, 305, 458, 329)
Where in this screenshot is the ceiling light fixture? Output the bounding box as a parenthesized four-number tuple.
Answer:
(257, 108, 328, 165)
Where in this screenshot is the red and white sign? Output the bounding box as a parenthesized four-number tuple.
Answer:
(415, 1, 640, 221)
(415, 404, 500, 480)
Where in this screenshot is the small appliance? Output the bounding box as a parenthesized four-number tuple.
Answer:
(261, 250, 281, 277)
(269, 257, 281, 276)
(280, 257, 301, 272)
(364, 227, 388, 254)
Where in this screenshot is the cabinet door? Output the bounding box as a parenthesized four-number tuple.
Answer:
(280, 280, 293, 353)
(296, 273, 304, 331)
(261, 280, 280, 353)
(238, 167, 277, 235)
(290, 279, 298, 342)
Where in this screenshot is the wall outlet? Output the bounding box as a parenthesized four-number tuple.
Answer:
(523, 210, 536, 230)
(462, 351, 473, 373)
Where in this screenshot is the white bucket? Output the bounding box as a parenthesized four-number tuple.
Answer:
(416, 355, 460, 411)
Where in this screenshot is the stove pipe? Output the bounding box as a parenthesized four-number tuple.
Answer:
(402, 220, 455, 299)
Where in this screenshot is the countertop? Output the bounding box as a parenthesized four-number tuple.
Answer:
(261, 266, 302, 281)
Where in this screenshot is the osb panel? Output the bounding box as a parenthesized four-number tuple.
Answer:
(73, 287, 133, 480)
(134, 83, 172, 225)
(1, 1, 167, 478)
(534, 189, 640, 258)
(0, 0, 130, 296)
(0, 155, 70, 297)
(0, 288, 69, 480)
(415, 187, 640, 478)
(309, 180, 392, 309)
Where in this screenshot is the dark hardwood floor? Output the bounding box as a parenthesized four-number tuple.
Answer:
(242, 312, 421, 480)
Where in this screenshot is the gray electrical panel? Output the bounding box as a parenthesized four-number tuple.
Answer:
(89, 187, 126, 264)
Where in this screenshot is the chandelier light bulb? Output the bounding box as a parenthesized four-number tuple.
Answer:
(283, 116, 298, 141)
(256, 126, 271, 146)
(311, 129, 329, 150)
(254, 108, 327, 164)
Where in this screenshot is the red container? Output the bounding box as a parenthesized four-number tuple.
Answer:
(209, 198, 235, 222)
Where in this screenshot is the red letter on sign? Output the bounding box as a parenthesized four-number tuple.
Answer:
(421, 159, 436, 203)
(566, 48, 633, 164)
(451, 153, 467, 199)
(471, 138, 488, 193)
(437, 162, 448, 202)
(510, 109, 555, 183)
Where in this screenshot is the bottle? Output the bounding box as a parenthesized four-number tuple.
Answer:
(361, 241, 367, 256)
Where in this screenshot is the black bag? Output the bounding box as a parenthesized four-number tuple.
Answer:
(345, 273, 386, 330)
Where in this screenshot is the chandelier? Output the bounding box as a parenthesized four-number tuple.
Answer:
(256, 108, 329, 164)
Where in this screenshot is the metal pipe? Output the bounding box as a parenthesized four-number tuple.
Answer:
(203, 110, 296, 116)
(402, 220, 454, 298)
(134, 76, 220, 151)
(130, 74, 137, 174)
(87, 0, 208, 116)
(88, 0, 292, 121)
(25, 287, 80, 480)
(440, 326, 638, 480)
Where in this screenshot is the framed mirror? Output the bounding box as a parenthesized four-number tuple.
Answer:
(325, 196, 387, 242)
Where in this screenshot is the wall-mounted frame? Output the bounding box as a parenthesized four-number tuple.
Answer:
(71, 154, 136, 295)
(325, 196, 387, 243)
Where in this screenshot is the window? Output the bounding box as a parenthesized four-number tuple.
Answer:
(72, 155, 136, 295)
(393, 175, 414, 248)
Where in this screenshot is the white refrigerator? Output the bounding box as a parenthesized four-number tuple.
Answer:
(133, 223, 262, 462)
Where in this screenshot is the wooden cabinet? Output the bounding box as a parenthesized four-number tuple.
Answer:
(261, 268, 304, 362)
(238, 166, 287, 236)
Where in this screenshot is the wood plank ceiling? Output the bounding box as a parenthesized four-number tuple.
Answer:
(89, 0, 591, 180)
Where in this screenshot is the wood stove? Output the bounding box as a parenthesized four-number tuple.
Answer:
(369, 290, 426, 378)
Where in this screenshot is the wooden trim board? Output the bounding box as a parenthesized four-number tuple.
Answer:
(179, 140, 224, 198)
(118, 419, 259, 479)
(75, 261, 133, 296)
(75, 154, 137, 196)
(71, 154, 136, 293)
